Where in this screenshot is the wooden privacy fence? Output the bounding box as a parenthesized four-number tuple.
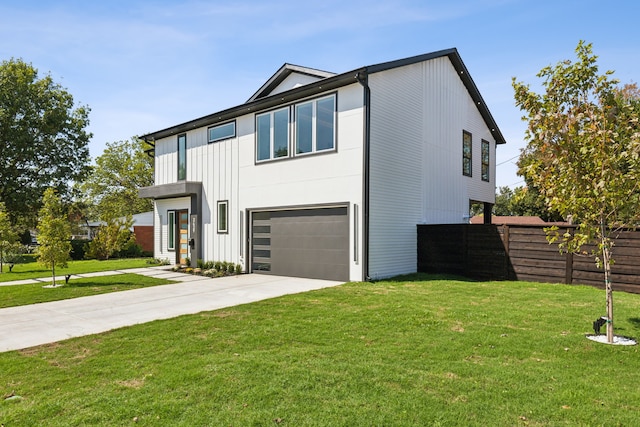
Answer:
(417, 224, 640, 293)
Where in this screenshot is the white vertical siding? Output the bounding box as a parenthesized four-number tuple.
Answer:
(368, 63, 424, 279)
(368, 56, 497, 279)
(150, 83, 366, 280)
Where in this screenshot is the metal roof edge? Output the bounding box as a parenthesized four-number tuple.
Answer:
(366, 48, 505, 145)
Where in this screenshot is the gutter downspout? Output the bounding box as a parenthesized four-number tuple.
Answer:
(356, 71, 371, 281)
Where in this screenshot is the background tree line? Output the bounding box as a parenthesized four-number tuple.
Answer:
(0, 58, 154, 270)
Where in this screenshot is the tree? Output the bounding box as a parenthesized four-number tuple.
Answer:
(0, 58, 91, 226)
(510, 186, 564, 222)
(80, 138, 153, 221)
(85, 216, 135, 260)
(0, 202, 19, 272)
(493, 186, 515, 216)
(37, 188, 72, 287)
(513, 41, 640, 343)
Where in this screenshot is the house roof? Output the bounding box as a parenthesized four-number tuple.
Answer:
(247, 63, 336, 102)
(470, 215, 565, 226)
(139, 48, 506, 145)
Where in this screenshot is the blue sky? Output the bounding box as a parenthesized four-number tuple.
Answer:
(1, 0, 639, 189)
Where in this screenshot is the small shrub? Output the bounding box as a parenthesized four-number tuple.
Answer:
(70, 239, 90, 260)
(197, 259, 205, 269)
(235, 264, 243, 274)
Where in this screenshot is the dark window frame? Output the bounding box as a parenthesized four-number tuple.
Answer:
(217, 200, 229, 234)
(177, 133, 187, 181)
(254, 92, 337, 164)
(167, 210, 176, 251)
(481, 139, 490, 182)
(462, 130, 472, 177)
(208, 121, 236, 143)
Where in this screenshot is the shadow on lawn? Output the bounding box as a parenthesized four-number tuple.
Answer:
(377, 272, 478, 283)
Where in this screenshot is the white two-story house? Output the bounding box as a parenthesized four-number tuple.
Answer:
(139, 48, 506, 282)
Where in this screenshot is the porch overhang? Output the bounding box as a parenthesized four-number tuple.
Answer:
(138, 181, 202, 200)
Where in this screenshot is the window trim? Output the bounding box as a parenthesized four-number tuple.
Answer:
(177, 133, 187, 181)
(294, 94, 336, 156)
(217, 200, 229, 234)
(462, 130, 472, 177)
(256, 107, 290, 163)
(481, 139, 490, 182)
(167, 210, 176, 251)
(254, 93, 337, 163)
(208, 121, 236, 143)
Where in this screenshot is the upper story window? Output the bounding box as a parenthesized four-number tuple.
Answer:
(256, 94, 336, 163)
(295, 95, 335, 155)
(462, 130, 472, 177)
(209, 121, 236, 143)
(481, 139, 490, 182)
(257, 107, 289, 161)
(178, 133, 187, 180)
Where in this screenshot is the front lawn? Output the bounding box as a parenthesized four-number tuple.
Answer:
(1, 275, 640, 425)
(0, 274, 175, 308)
(0, 258, 158, 282)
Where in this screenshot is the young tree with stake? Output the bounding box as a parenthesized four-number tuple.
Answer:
(37, 188, 72, 287)
(513, 41, 640, 343)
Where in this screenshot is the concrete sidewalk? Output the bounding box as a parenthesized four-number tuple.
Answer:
(0, 268, 342, 353)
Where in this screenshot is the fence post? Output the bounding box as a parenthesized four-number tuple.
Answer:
(564, 227, 573, 284)
(503, 225, 510, 279)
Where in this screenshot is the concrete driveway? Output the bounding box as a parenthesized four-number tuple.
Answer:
(0, 268, 343, 353)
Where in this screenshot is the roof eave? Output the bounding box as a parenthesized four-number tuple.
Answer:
(139, 68, 365, 142)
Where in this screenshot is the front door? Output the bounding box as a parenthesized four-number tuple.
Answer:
(177, 210, 189, 265)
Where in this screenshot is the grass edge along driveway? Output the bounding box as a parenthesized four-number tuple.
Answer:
(2, 274, 640, 426)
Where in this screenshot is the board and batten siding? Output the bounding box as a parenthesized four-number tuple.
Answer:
(367, 56, 496, 279)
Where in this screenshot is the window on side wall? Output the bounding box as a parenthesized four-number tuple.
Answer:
(462, 130, 472, 177)
(256, 107, 289, 162)
(481, 139, 490, 182)
(177, 134, 187, 180)
(217, 200, 228, 234)
(167, 211, 176, 251)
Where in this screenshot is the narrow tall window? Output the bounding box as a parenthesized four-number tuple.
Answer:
(167, 211, 176, 251)
(177, 134, 187, 180)
(217, 200, 228, 234)
(462, 131, 472, 177)
(481, 139, 490, 182)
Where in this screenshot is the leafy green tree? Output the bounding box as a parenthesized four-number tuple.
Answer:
(492, 186, 515, 216)
(0, 58, 91, 226)
(513, 41, 640, 343)
(37, 188, 72, 287)
(0, 202, 19, 272)
(80, 138, 153, 221)
(509, 186, 564, 222)
(85, 216, 135, 260)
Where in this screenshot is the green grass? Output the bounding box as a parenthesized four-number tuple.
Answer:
(0, 274, 174, 308)
(2, 274, 640, 426)
(0, 258, 156, 282)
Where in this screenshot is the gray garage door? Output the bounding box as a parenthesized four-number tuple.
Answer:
(251, 207, 349, 281)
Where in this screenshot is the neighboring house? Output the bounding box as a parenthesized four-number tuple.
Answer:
(139, 48, 506, 282)
(132, 211, 154, 253)
(470, 216, 547, 226)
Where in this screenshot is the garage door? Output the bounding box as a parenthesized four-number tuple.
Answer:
(251, 207, 349, 281)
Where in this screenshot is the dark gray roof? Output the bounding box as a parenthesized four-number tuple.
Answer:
(140, 48, 506, 145)
(247, 63, 336, 102)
